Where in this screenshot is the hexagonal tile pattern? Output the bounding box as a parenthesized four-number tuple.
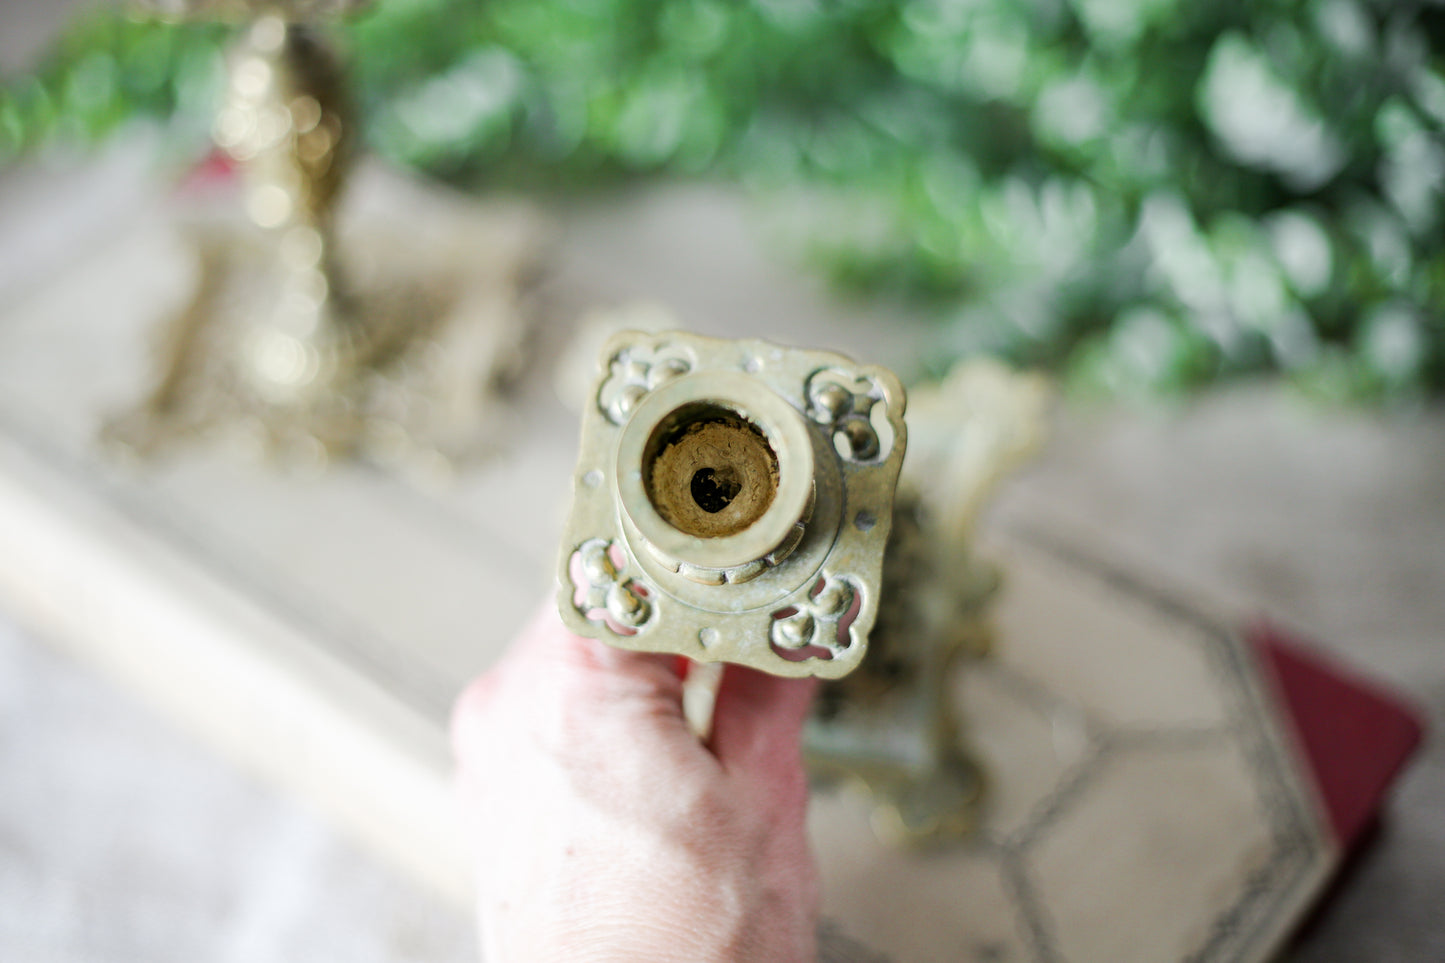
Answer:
(811, 788, 1030, 961)
(1028, 743, 1276, 962)
(990, 540, 1231, 729)
(958, 663, 1096, 841)
(810, 533, 1332, 961)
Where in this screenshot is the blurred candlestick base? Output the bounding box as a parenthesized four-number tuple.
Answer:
(99, 1, 549, 472)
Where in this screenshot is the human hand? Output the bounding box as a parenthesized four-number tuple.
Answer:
(451, 604, 820, 962)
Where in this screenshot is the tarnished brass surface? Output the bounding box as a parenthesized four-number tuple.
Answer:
(557, 330, 907, 679)
(808, 360, 1051, 844)
(555, 322, 1047, 837)
(106, 2, 541, 469)
(194, 13, 362, 411)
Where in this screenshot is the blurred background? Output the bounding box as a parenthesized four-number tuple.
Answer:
(1, 0, 1442, 960)
(7, 0, 1445, 400)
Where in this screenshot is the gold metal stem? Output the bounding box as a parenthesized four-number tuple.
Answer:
(215, 13, 356, 402)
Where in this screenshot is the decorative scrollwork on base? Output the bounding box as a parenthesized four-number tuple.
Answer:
(569, 538, 653, 635)
(597, 341, 693, 425)
(806, 368, 893, 462)
(770, 574, 860, 661)
(558, 329, 906, 679)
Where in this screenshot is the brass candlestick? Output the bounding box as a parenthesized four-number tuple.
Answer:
(555, 318, 1049, 846)
(107, 1, 546, 470)
(213, 12, 358, 405)
(556, 329, 908, 679)
(808, 360, 1050, 844)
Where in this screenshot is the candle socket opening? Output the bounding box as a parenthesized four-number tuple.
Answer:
(643, 402, 780, 540)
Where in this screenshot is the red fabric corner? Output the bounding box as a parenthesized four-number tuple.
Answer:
(1249, 622, 1425, 852)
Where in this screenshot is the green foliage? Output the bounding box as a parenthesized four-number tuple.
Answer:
(5, 0, 1445, 399)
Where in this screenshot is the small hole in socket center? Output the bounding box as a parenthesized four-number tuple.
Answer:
(690, 467, 742, 513)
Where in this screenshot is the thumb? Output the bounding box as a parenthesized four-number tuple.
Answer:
(707, 664, 817, 779)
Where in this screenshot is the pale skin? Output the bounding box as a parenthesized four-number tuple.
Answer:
(451, 605, 821, 962)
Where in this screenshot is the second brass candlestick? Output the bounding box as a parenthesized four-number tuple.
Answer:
(106, 3, 546, 471)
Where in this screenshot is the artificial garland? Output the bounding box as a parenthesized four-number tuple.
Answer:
(3, 0, 1443, 399)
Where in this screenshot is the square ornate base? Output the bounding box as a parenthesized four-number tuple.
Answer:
(556, 330, 907, 679)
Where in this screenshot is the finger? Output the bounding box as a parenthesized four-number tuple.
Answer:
(707, 664, 817, 777)
(507, 600, 692, 729)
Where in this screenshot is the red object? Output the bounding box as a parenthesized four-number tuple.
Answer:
(178, 149, 239, 194)
(1250, 623, 1426, 851)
